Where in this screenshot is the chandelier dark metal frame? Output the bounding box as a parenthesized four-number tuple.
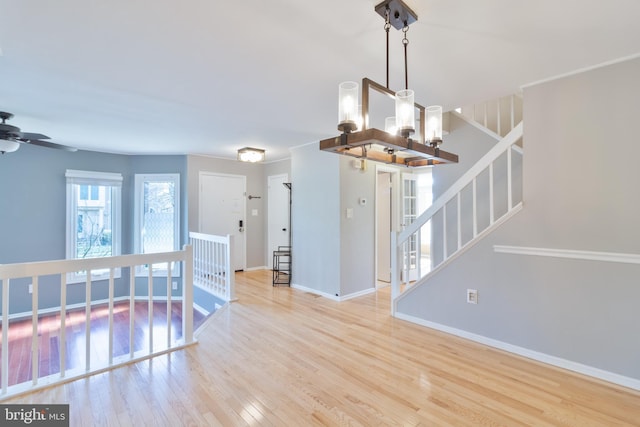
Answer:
(319, 0, 458, 168)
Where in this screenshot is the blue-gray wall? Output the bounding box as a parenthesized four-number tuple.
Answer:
(290, 143, 341, 296)
(0, 144, 188, 314)
(396, 57, 640, 383)
(290, 143, 390, 298)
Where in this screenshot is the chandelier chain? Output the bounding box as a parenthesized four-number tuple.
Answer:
(402, 22, 409, 89)
(385, 7, 391, 89)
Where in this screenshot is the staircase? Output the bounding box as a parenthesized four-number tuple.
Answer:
(457, 93, 523, 139)
(391, 94, 524, 310)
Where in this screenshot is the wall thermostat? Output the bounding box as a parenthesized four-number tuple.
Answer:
(352, 159, 367, 171)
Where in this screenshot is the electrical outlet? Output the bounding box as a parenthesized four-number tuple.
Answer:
(28, 284, 33, 294)
(172, 281, 178, 290)
(466, 289, 478, 304)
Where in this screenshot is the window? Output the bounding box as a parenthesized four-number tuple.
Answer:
(79, 185, 99, 201)
(134, 174, 180, 275)
(66, 170, 122, 283)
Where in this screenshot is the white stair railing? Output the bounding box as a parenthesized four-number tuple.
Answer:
(0, 246, 194, 400)
(190, 232, 235, 302)
(457, 94, 523, 139)
(391, 122, 524, 307)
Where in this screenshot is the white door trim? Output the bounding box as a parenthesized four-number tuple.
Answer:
(375, 165, 400, 289)
(267, 173, 290, 269)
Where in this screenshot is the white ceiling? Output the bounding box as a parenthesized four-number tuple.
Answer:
(1, 0, 639, 161)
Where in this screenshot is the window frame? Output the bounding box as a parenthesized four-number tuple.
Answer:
(133, 173, 181, 277)
(65, 169, 123, 284)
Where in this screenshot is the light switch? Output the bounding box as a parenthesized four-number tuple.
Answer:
(346, 208, 354, 219)
(252, 209, 258, 216)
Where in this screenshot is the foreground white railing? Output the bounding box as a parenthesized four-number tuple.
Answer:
(190, 232, 235, 301)
(0, 246, 194, 400)
(391, 122, 524, 307)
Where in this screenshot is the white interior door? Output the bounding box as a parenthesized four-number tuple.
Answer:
(416, 171, 434, 273)
(376, 172, 392, 282)
(199, 172, 246, 271)
(401, 173, 419, 281)
(267, 174, 290, 269)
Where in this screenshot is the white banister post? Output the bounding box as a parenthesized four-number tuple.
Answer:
(148, 265, 153, 352)
(85, 271, 91, 371)
(507, 146, 513, 210)
(443, 204, 448, 260)
(31, 276, 39, 385)
(182, 244, 194, 344)
(129, 266, 135, 359)
(226, 235, 236, 301)
(510, 95, 515, 130)
(497, 98, 502, 136)
(108, 268, 115, 366)
(214, 240, 220, 292)
(457, 192, 462, 251)
(390, 231, 399, 313)
(404, 239, 410, 288)
(166, 261, 172, 348)
(489, 163, 495, 224)
(60, 273, 67, 377)
(472, 177, 478, 238)
(2, 278, 8, 394)
(483, 102, 488, 129)
(416, 228, 422, 279)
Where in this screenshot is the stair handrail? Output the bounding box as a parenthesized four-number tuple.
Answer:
(399, 122, 523, 243)
(392, 121, 524, 303)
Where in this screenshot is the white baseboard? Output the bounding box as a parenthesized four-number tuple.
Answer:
(244, 265, 267, 272)
(194, 303, 229, 338)
(291, 283, 340, 301)
(291, 283, 376, 302)
(193, 302, 210, 316)
(395, 312, 640, 392)
(338, 287, 376, 301)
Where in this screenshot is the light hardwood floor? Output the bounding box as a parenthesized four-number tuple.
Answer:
(7, 270, 640, 426)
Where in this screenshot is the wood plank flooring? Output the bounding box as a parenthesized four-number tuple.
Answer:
(0, 302, 205, 387)
(6, 270, 640, 426)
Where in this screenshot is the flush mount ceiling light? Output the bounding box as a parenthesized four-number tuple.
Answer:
(320, 0, 458, 168)
(237, 147, 265, 163)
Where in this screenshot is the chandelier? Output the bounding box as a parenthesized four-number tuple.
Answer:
(319, 0, 458, 167)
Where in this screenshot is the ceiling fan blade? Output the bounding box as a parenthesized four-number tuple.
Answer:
(22, 138, 78, 152)
(20, 132, 51, 140)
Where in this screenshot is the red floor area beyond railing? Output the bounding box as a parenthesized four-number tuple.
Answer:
(0, 302, 205, 388)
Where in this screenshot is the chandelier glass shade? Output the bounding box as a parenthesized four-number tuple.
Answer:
(338, 81, 359, 133)
(384, 117, 398, 135)
(395, 89, 415, 137)
(426, 105, 443, 145)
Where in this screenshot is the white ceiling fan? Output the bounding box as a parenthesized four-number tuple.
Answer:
(0, 111, 77, 154)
